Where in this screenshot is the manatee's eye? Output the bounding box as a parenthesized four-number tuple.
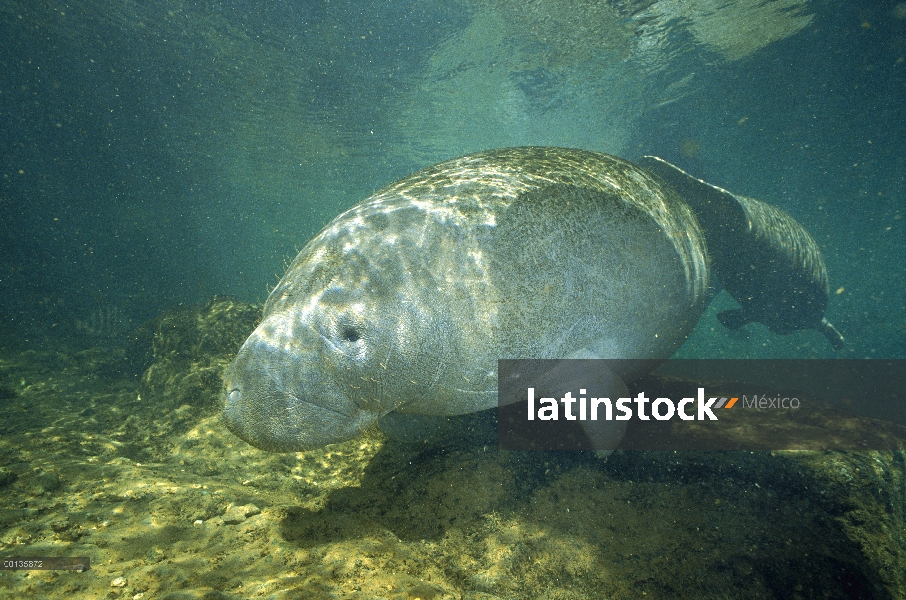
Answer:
(341, 326, 360, 343)
(326, 312, 367, 356)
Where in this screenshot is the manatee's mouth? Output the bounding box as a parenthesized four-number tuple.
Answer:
(221, 375, 375, 452)
(223, 385, 353, 431)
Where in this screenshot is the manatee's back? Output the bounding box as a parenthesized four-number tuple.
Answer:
(475, 148, 709, 364)
(372, 147, 709, 393)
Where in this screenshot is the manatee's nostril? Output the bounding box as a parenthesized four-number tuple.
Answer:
(227, 388, 241, 405)
(223, 385, 243, 433)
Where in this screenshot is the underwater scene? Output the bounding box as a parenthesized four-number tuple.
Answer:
(1, 1, 905, 598)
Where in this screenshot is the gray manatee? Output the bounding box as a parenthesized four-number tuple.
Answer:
(222, 147, 836, 453)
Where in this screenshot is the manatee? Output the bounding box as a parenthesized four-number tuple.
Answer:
(638, 156, 844, 350)
(221, 147, 836, 453)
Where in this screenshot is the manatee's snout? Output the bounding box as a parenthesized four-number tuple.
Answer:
(221, 362, 252, 440)
(222, 324, 376, 452)
(221, 340, 300, 452)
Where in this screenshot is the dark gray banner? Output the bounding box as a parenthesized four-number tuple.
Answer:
(497, 360, 906, 451)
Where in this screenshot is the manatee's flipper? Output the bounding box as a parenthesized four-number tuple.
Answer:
(639, 156, 843, 350)
(502, 356, 631, 453)
(817, 317, 845, 351)
(578, 376, 631, 458)
(716, 309, 750, 330)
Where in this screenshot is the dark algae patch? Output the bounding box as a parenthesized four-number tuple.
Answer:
(0, 299, 903, 598)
